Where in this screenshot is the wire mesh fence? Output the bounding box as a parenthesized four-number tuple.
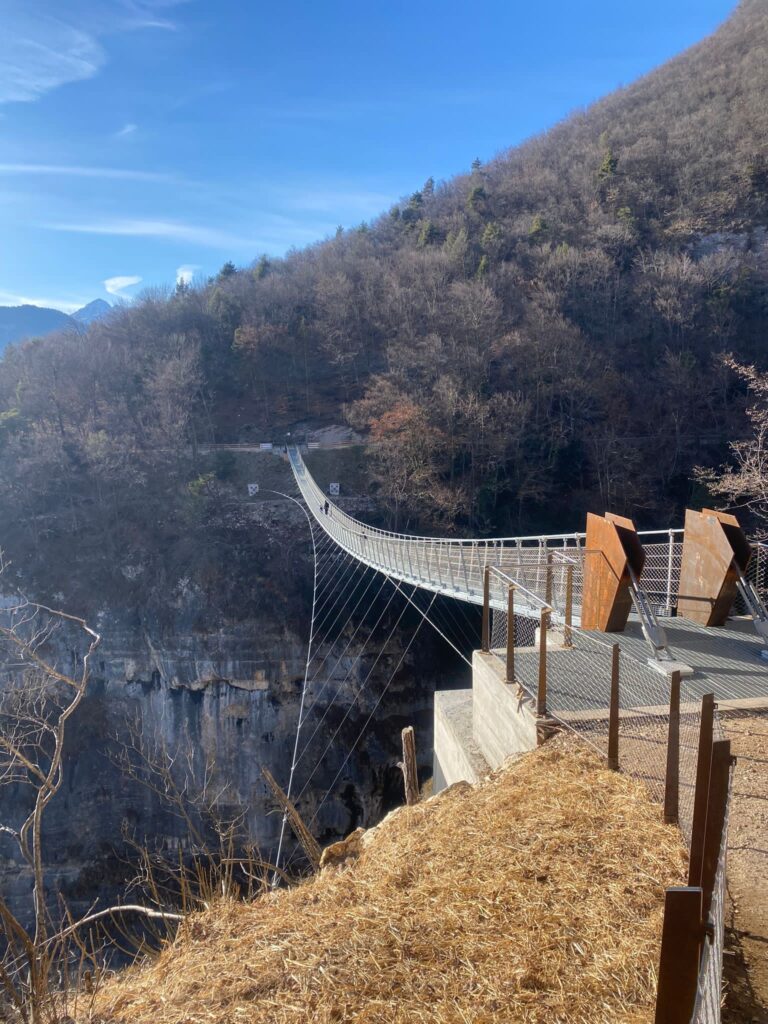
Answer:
(690, 768, 731, 1024)
(489, 597, 705, 841)
(486, 575, 732, 1021)
(696, 774, 729, 1024)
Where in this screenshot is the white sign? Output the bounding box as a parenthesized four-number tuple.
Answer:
(247, 483, 259, 496)
(329, 482, 340, 497)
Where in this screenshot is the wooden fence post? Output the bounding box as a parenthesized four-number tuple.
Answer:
(506, 585, 515, 684)
(654, 886, 704, 1024)
(663, 670, 681, 826)
(564, 565, 574, 648)
(482, 566, 490, 653)
(399, 726, 419, 806)
(687, 693, 715, 887)
(608, 644, 620, 771)
(701, 739, 732, 922)
(537, 608, 549, 717)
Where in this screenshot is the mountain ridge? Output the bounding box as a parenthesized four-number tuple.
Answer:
(0, 299, 112, 350)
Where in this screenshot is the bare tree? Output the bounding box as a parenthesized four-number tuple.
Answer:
(112, 715, 281, 921)
(0, 582, 99, 1022)
(697, 358, 768, 525)
(0, 584, 195, 1023)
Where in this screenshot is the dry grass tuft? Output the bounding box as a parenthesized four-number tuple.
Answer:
(85, 737, 686, 1024)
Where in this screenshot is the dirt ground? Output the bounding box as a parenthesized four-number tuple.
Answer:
(721, 710, 768, 1023)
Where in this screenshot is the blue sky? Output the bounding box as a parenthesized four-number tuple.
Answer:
(0, 0, 736, 312)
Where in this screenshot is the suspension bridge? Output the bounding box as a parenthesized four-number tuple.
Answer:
(285, 440, 768, 815)
(288, 445, 768, 700)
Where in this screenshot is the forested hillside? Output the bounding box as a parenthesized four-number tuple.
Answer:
(1, 0, 767, 614)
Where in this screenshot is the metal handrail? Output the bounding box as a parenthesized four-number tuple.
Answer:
(489, 566, 550, 612)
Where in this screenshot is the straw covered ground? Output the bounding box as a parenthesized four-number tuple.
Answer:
(84, 737, 686, 1024)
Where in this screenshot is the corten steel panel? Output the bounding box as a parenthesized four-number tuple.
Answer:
(702, 508, 752, 572)
(606, 512, 646, 577)
(581, 512, 639, 632)
(677, 508, 751, 626)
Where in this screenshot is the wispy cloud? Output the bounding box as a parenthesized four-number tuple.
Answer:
(0, 2, 187, 105)
(45, 217, 264, 251)
(111, 1, 183, 32)
(0, 163, 181, 183)
(0, 288, 87, 314)
(0, 13, 104, 104)
(103, 275, 142, 297)
(176, 264, 201, 285)
(114, 123, 138, 138)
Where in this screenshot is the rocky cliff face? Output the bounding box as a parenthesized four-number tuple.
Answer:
(0, 496, 467, 934)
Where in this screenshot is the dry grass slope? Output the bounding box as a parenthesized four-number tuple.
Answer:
(86, 738, 686, 1024)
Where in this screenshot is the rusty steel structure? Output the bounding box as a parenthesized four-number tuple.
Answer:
(581, 512, 646, 632)
(678, 509, 752, 626)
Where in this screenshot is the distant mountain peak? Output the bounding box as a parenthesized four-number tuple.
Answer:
(0, 297, 113, 351)
(71, 299, 112, 324)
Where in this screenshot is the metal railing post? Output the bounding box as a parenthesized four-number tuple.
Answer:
(608, 644, 620, 771)
(506, 585, 515, 684)
(459, 545, 470, 593)
(448, 547, 457, 592)
(537, 608, 549, 716)
(564, 564, 574, 647)
(654, 886, 704, 1024)
(666, 529, 675, 614)
(482, 567, 490, 653)
(663, 670, 681, 826)
(688, 693, 715, 888)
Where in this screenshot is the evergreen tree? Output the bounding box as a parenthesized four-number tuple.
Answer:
(417, 220, 439, 247)
(529, 214, 547, 241)
(467, 185, 487, 213)
(254, 255, 271, 280)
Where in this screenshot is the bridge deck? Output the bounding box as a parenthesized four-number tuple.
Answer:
(609, 616, 768, 708)
(500, 615, 768, 721)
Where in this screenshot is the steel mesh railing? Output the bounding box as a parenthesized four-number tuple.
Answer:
(289, 448, 693, 625)
(746, 541, 768, 604)
(641, 535, 684, 614)
(289, 447, 582, 619)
